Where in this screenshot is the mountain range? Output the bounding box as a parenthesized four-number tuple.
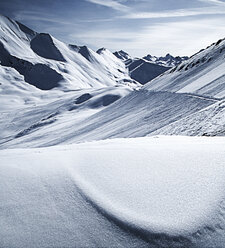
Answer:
(114, 50, 188, 84)
(1, 14, 225, 248)
(0, 15, 224, 147)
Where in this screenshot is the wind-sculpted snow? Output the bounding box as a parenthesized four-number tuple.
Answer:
(1, 13, 225, 248)
(1, 137, 225, 247)
(0, 90, 216, 149)
(0, 86, 132, 148)
(151, 100, 225, 136)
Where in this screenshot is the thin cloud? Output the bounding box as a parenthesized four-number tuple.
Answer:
(14, 10, 77, 25)
(85, 0, 129, 12)
(70, 17, 225, 57)
(14, 10, 113, 26)
(122, 7, 225, 19)
(198, 0, 225, 5)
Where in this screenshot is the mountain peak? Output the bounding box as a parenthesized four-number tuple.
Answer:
(113, 50, 131, 61)
(96, 47, 107, 54)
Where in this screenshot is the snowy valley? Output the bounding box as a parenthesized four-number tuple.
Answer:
(0, 14, 225, 248)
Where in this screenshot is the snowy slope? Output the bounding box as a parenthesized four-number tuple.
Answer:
(145, 38, 225, 98)
(151, 99, 225, 136)
(0, 90, 216, 148)
(0, 15, 138, 90)
(0, 83, 132, 148)
(1, 136, 225, 247)
(1, 37, 225, 148)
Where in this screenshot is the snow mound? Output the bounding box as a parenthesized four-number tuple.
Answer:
(1, 136, 225, 247)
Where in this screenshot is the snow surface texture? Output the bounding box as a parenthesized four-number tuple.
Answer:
(1, 137, 225, 248)
(0, 90, 215, 148)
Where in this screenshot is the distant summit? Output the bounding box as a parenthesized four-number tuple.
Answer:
(113, 50, 131, 61)
(114, 50, 188, 84)
(144, 53, 188, 67)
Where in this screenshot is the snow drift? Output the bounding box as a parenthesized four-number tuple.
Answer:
(1, 137, 225, 247)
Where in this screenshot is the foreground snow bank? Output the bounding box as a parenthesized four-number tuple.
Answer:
(1, 136, 225, 247)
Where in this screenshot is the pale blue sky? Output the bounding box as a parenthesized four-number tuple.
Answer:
(1, 0, 225, 56)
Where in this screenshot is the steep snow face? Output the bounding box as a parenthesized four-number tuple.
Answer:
(30, 33, 66, 61)
(145, 38, 225, 98)
(0, 15, 138, 90)
(1, 137, 225, 248)
(0, 65, 45, 109)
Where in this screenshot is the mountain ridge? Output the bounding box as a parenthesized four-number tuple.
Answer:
(114, 49, 188, 84)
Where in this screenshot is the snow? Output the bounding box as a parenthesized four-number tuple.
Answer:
(145, 38, 225, 98)
(177, 63, 225, 94)
(0, 83, 132, 148)
(0, 15, 139, 90)
(114, 50, 188, 84)
(0, 17, 224, 146)
(1, 15, 225, 248)
(1, 136, 225, 247)
(151, 99, 225, 136)
(0, 90, 215, 148)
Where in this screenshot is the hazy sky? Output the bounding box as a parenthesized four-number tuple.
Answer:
(1, 0, 225, 56)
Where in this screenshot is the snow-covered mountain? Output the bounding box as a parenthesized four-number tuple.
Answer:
(113, 50, 132, 61)
(145, 38, 225, 98)
(143, 53, 188, 67)
(1, 14, 225, 248)
(0, 34, 225, 148)
(0, 15, 138, 91)
(126, 58, 169, 84)
(114, 50, 188, 84)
